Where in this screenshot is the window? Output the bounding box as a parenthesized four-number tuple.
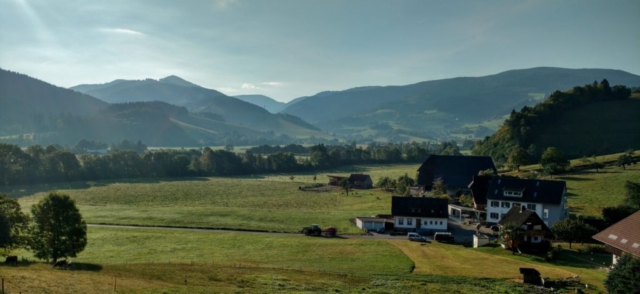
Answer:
(513, 203, 521, 207)
(407, 218, 413, 226)
(491, 201, 499, 207)
(533, 236, 539, 242)
(490, 213, 499, 219)
(526, 204, 536, 210)
(543, 209, 549, 219)
(501, 202, 511, 208)
(424, 220, 428, 225)
(430, 221, 433, 225)
(398, 218, 404, 225)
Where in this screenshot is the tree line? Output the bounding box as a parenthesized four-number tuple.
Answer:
(0, 141, 463, 186)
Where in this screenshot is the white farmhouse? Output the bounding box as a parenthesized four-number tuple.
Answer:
(392, 196, 448, 232)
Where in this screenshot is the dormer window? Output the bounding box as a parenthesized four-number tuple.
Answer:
(503, 190, 523, 197)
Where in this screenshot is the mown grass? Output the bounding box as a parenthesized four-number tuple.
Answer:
(391, 240, 608, 292)
(1, 227, 525, 293)
(557, 164, 640, 217)
(7, 164, 418, 234)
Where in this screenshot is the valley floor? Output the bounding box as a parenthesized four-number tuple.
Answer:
(1, 163, 630, 293)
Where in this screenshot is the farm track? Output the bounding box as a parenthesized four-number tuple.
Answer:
(87, 223, 406, 240)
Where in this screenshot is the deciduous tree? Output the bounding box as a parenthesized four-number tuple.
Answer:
(624, 181, 640, 209)
(29, 193, 87, 263)
(551, 218, 596, 248)
(0, 195, 29, 254)
(605, 254, 640, 294)
(507, 147, 529, 172)
(540, 147, 570, 174)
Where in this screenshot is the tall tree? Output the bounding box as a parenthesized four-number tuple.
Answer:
(507, 146, 529, 172)
(30, 193, 87, 263)
(624, 181, 640, 209)
(0, 195, 29, 254)
(540, 147, 570, 174)
(551, 218, 596, 248)
(339, 178, 350, 196)
(605, 254, 640, 294)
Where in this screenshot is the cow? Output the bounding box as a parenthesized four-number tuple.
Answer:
(52, 260, 69, 269)
(4, 255, 17, 266)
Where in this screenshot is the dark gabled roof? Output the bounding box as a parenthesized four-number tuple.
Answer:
(468, 175, 492, 205)
(486, 177, 566, 205)
(349, 174, 372, 182)
(391, 196, 448, 218)
(593, 211, 640, 258)
(417, 155, 496, 187)
(498, 207, 549, 231)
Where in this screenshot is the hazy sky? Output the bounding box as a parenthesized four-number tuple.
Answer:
(1, 0, 639, 102)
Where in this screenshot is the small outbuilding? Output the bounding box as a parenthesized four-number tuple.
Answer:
(355, 217, 387, 231)
(473, 234, 490, 248)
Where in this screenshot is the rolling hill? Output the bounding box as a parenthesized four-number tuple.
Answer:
(0, 69, 332, 147)
(234, 94, 286, 113)
(281, 67, 640, 141)
(71, 77, 325, 137)
(472, 81, 640, 160)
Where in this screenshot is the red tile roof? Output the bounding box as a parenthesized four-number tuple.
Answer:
(592, 210, 640, 257)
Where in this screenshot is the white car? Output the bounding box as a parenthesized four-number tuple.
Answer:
(407, 232, 425, 242)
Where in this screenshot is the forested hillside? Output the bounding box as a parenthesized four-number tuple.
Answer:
(472, 80, 639, 161)
(0, 69, 107, 136)
(281, 67, 640, 142)
(71, 77, 324, 137)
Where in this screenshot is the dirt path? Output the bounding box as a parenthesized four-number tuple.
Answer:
(87, 223, 406, 240)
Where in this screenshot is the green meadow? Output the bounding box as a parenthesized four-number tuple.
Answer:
(7, 164, 418, 234)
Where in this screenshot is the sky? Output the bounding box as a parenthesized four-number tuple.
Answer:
(1, 0, 639, 102)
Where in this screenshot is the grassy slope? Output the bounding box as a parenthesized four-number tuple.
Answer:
(515, 153, 640, 217)
(8, 164, 419, 234)
(391, 241, 607, 291)
(1, 227, 524, 294)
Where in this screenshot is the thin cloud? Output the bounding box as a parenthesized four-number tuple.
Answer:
(241, 83, 260, 89)
(262, 82, 283, 87)
(101, 28, 144, 36)
(213, 0, 238, 10)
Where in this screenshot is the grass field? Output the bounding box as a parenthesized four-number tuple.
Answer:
(0, 227, 527, 294)
(391, 241, 608, 291)
(5, 164, 419, 234)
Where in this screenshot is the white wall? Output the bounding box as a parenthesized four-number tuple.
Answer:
(395, 216, 447, 231)
(356, 219, 385, 230)
(486, 200, 545, 224)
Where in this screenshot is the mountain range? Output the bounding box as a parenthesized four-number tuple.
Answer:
(2, 66, 640, 147)
(0, 68, 330, 147)
(279, 67, 640, 142)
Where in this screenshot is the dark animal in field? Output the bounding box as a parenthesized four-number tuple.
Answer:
(5, 256, 17, 266)
(53, 260, 70, 269)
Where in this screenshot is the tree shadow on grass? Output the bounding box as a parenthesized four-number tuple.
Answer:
(1, 177, 210, 198)
(555, 176, 593, 182)
(70, 262, 103, 272)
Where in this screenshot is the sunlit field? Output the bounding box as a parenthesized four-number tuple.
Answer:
(7, 164, 418, 234)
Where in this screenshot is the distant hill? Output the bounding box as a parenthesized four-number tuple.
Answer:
(281, 67, 640, 141)
(234, 94, 286, 113)
(0, 68, 108, 137)
(0, 69, 332, 147)
(71, 77, 326, 137)
(472, 81, 640, 161)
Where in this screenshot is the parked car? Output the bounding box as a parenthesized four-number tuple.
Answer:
(434, 232, 454, 243)
(407, 232, 426, 242)
(375, 227, 385, 234)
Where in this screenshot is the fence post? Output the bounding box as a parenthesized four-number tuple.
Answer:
(2, 277, 4, 294)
